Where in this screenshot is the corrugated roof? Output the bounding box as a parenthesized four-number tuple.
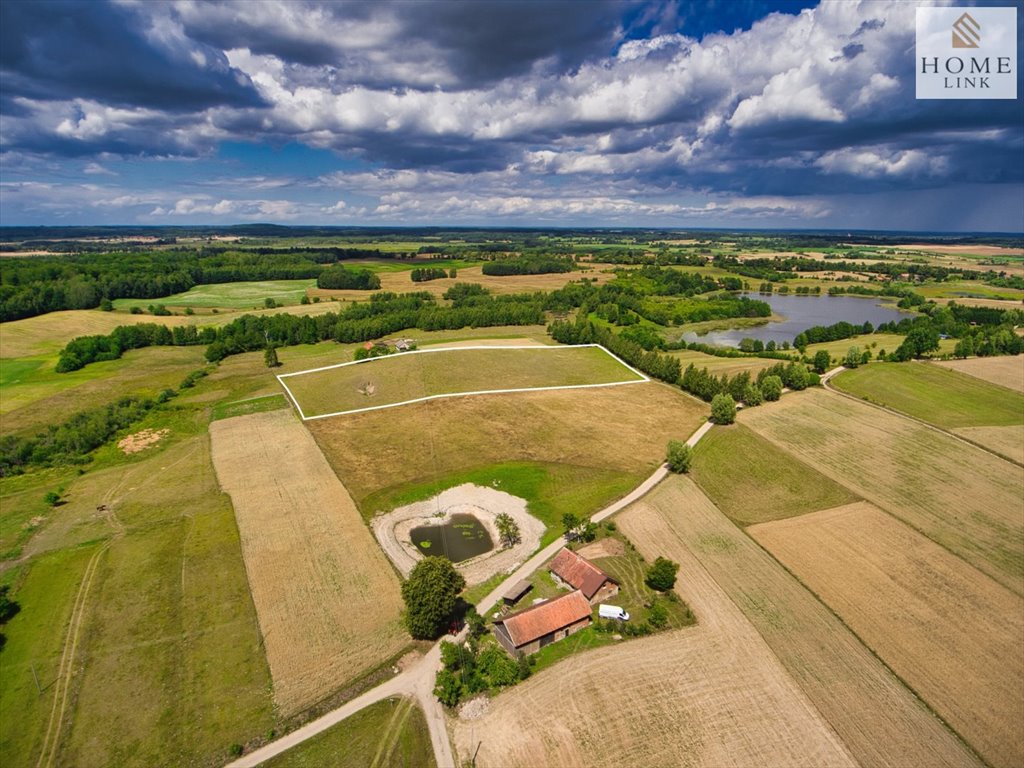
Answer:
(503, 579, 532, 602)
(549, 547, 616, 600)
(495, 590, 592, 647)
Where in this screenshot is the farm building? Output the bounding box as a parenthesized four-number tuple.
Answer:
(502, 579, 533, 607)
(492, 590, 592, 656)
(548, 548, 619, 604)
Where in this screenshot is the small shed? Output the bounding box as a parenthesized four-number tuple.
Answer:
(548, 547, 619, 604)
(502, 579, 533, 606)
(492, 590, 592, 656)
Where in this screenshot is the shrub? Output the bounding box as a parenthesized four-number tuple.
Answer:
(666, 440, 692, 473)
(44, 491, 61, 506)
(645, 557, 680, 592)
(710, 393, 736, 424)
(647, 599, 668, 630)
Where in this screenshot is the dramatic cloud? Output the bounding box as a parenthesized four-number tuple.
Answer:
(1, 0, 1021, 230)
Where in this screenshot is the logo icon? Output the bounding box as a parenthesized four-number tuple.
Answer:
(952, 12, 980, 49)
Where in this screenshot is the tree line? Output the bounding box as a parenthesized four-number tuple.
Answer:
(481, 255, 576, 276)
(316, 265, 381, 290)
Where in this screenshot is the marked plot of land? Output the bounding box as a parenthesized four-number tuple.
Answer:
(750, 502, 1024, 768)
(210, 409, 406, 715)
(742, 389, 1024, 594)
(617, 477, 983, 768)
(280, 345, 645, 418)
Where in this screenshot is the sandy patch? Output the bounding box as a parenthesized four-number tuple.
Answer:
(576, 538, 625, 559)
(117, 429, 169, 454)
(372, 483, 544, 586)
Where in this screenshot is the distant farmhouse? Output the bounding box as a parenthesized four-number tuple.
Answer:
(492, 590, 592, 656)
(549, 548, 619, 604)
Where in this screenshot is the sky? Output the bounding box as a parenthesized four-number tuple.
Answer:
(1, 0, 1022, 231)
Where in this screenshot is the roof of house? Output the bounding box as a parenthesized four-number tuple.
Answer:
(502, 579, 533, 603)
(494, 590, 592, 648)
(548, 547, 617, 600)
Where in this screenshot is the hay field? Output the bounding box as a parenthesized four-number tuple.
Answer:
(209, 409, 406, 715)
(283, 345, 642, 418)
(741, 389, 1024, 594)
(833, 362, 1024, 428)
(935, 355, 1024, 393)
(453, 513, 857, 768)
(690, 424, 858, 526)
(0, 309, 195, 358)
(750, 502, 1024, 768)
(307, 382, 707, 514)
(616, 477, 982, 768)
(668, 349, 778, 377)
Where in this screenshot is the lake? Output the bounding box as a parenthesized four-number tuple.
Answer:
(410, 513, 494, 563)
(680, 293, 909, 347)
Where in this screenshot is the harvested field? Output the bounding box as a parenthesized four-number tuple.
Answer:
(893, 244, 1024, 257)
(935, 355, 1024, 393)
(953, 425, 1024, 464)
(454, 510, 857, 768)
(0, 310, 194, 358)
(616, 476, 982, 768)
(742, 389, 1024, 594)
(667, 349, 778, 378)
(750, 502, 1024, 768)
(307, 383, 707, 517)
(833, 362, 1024, 428)
(281, 345, 643, 418)
(690, 424, 858, 526)
(210, 409, 406, 715)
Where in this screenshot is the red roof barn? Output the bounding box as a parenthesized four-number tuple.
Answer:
(548, 547, 619, 604)
(492, 590, 592, 656)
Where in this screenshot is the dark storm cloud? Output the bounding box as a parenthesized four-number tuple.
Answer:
(0, 0, 264, 111)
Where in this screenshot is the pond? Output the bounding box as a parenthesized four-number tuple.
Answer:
(410, 513, 494, 563)
(680, 293, 910, 348)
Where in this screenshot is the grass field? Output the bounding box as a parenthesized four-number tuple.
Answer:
(802, 332, 906, 360)
(935, 355, 1024, 393)
(690, 424, 858, 526)
(0, 431, 275, 768)
(454, 501, 858, 767)
(307, 382, 707, 531)
(833, 362, 1024, 428)
(617, 476, 982, 768)
(112, 279, 316, 310)
(750, 502, 1024, 768)
(282, 345, 643, 418)
(741, 389, 1024, 595)
(210, 409, 407, 715)
(263, 698, 436, 768)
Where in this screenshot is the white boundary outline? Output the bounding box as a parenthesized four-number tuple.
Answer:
(276, 343, 649, 421)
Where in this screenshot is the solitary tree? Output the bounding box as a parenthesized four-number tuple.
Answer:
(495, 512, 521, 548)
(401, 556, 466, 640)
(666, 440, 692, 473)
(812, 350, 831, 374)
(645, 557, 680, 592)
(844, 346, 862, 368)
(264, 345, 280, 368)
(710, 393, 736, 425)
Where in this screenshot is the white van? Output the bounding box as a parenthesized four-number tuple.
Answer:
(598, 604, 630, 621)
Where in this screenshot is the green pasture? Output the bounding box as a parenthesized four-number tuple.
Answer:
(112, 279, 316, 310)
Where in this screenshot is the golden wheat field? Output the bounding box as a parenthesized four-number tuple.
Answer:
(209, 409, 407, 715)
(740, 389, 1024, 595)
(751, 501, 1024, 768)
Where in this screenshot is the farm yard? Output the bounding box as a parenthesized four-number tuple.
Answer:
(280, 344, 644, 418)
(741, 389, 1024, 594)
(617, 476, 984, 768)
(454, 497, 859, 768)
(209, 409, 407, 715)
(750, 502, 1024, 768)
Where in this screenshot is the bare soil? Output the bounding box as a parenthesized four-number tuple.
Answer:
(750, 502, 1024, 768)
(117, 428, 169, 454)
(575, 538, 625, 559)
(210, 409, 407, 715)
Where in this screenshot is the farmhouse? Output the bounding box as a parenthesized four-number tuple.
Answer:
(492, 590, 592, 656)
(549, 547, 619, 604)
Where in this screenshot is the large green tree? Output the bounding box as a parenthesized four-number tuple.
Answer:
(401, 557, 466, 640)
(710, 393, 736, 425)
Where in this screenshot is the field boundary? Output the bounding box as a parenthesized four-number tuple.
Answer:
(277, 344, 649, 420)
